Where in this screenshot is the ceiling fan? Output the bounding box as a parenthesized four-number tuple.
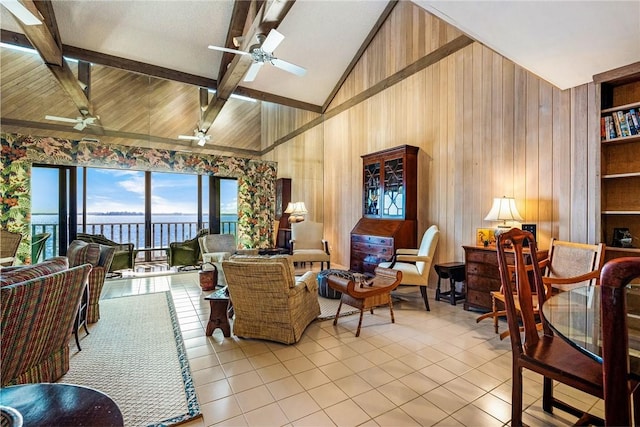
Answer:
(208, 29, 306, 82)
(178, 130, 211, 146)
(45, 115, 100, 131)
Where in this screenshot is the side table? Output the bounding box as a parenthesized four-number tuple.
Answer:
(434, 262, 466, 305)
(0, 383, 124, 426)
(205, 287, 232, 337)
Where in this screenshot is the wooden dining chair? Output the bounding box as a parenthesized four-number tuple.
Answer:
(478, 238, 605, 339)
(496, 228, 604, 426)
(600, 257, 640, 427)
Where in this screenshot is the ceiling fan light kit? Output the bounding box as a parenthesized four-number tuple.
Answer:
(208, 29, 306, 82)
(178, 130, 211, 146)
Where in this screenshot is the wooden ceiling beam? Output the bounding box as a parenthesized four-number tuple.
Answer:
(217, 0, 254, 84)
(9, 0, 103, 133)
(2, 29, 321, 112)
(199, 0, 296, 132)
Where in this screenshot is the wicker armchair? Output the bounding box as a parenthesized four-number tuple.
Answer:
(168, 229, 209, 268)
(222, 255, 320, 344)
(1, 229, 22, 267)
(76, 233, 134, 273)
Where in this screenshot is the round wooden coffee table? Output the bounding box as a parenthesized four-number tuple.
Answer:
(0, 383, 124, 426)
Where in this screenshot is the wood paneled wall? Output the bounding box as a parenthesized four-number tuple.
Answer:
(262, 1, 599, 271)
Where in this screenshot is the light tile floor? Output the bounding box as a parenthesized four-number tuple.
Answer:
(100, 266, 603, 426)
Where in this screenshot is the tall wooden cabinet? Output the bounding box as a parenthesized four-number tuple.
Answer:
(350, 145, 419, 274)
(595, 62, 640, 262)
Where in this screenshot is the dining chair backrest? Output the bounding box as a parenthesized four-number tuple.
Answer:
(546, 238, 605, 290)
(496, 228, 545, 350)
(600, 257, 640, 426)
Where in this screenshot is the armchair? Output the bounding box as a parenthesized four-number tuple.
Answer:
(378, 225, 440, 311)
(1, 257, 92, 385)
(1, 229, 22, 267)
(222, 255, 320, 344)
(289, 221, 330, 270)
(476, 238, 605, 339)
(76, 233, 134, 273)
(199, 233, 237, 263)
(31, 232, 50, 263)
(67, 240, 116, 324)
(168, 229, 209, 268)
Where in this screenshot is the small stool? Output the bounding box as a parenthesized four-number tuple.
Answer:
(434, 262, 466, 305)
(205, 287, 232, 337)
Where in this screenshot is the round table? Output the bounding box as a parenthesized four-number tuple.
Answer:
(0, 383, 124, 426)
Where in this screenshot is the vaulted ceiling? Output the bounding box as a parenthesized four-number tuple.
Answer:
(1, 0, 638, 158)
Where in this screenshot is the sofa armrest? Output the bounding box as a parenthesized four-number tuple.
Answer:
(293, 271, 318, 293)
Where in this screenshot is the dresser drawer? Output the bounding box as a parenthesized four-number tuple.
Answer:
(465, 250, 499, 265)
(351, 241, 393, 257)
(466, 262, 500, 279)
(466, 274, 501, 292)
(465, 289, 493, 311)
(351, 235, 393, 246)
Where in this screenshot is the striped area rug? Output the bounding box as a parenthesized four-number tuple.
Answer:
(60, 292, 200, 426)
(316, 295, 360, 321)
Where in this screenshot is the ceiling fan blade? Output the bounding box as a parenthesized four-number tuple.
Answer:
(261, 29, 284, 53)
(45, 115, 80, 124)
(208, 45, 248, 55)
(178, 135, 199, 141)
(73, 122, 86, 131)
(271, 58, 306, 77)
(244, 62, 263, 82)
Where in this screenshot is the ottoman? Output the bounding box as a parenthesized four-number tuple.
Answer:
(317, 269, 355, 299)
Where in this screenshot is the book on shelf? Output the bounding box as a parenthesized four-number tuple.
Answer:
(630, 109, 640, 133)
(617, 110, 631, 137)
(628, 112, 639, 135)
(612, 112, 623, 137)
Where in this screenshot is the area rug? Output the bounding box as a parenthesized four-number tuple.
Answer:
(60, 292, 200, 426)
(317, 295, 360, 321)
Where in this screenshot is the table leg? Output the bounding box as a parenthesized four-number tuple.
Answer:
(206, 299, 231, 337)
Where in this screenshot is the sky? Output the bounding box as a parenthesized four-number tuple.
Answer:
(31, 167, 237, 214)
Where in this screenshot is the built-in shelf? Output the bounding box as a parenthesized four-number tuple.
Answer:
(598, 63, 640, 252)
(603, 172, 640, 179)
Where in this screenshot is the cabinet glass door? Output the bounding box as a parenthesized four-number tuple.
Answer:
(383, 158, 404, 217)
(364, 162, 380, 216)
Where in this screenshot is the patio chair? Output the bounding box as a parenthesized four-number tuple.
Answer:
(0, 229, 22, 267)
(168, 229, 209, 268)
(76, 233, 135, 273)
(30, 232, 50, 263)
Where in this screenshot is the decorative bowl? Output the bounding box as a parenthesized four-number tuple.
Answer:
(620, 237, 633, 247)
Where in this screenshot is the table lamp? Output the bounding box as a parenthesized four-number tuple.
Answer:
(285, 202, 307, 224)
(484, 196, 523, 237)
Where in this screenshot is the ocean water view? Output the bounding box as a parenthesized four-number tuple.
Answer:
(32, 213, 238, 260)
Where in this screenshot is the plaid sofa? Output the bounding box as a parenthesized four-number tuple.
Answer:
(222, 255, 320, 344)
(1, 257, 92, 386)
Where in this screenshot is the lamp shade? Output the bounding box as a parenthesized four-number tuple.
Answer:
(484, 197, 523, 224)
(284, 202, 307, 215)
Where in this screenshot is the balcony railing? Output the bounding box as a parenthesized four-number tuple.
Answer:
(31, 220, 237, 262)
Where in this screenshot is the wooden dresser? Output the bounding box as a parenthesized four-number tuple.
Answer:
(463, 245, 548, 312)
(350, 218, 416, 274)
(350, 145, 419, 274)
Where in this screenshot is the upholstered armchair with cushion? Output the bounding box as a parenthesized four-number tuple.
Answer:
(199, 233, 238, 263)
(1, 257, 92, 386)
(222, 255, 320, 344)
(76, 233, 134, 273)
(290, 221, 331, 270)
(67, 240, 116, 323)
(168, 229, 210, 268)
(378, 225, 440, 311)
